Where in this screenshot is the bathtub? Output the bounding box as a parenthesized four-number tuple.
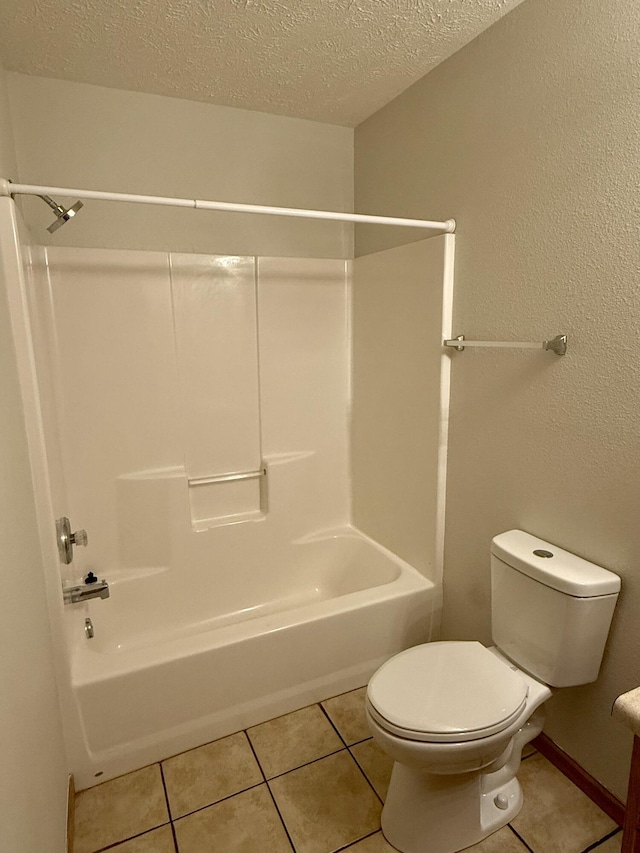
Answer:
(69, 528, 440, 788)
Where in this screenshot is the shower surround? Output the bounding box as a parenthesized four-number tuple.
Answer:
(1, 199, 452, 788)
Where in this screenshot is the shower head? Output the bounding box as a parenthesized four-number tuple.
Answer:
(38, 194, 84, 233)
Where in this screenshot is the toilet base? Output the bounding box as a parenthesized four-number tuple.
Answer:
(381, 764, 522, 853)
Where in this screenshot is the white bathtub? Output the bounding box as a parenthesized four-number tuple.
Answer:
(70, 528, 440, 789)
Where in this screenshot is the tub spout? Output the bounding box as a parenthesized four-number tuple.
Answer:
(63, 580, 110, 604)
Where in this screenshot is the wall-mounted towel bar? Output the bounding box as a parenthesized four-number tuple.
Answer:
(188, 465, 267, 487)
(444, 334, 567, 356)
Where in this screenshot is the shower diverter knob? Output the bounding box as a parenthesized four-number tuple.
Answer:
(56, 517, 88, 564)
(71, 529, 88, 547)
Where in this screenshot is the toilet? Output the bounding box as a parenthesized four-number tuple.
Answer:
(366, 529, 620, 853)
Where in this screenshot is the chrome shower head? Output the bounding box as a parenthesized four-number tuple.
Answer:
(38, 194, 84, 233)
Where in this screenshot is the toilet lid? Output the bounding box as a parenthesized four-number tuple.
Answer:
(367, 641, 529, 743)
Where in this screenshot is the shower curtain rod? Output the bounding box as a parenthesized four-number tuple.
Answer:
(0, 179, 456, 233)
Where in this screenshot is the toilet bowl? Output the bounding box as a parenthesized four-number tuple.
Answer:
(367, 643, 550, 853)
(366, 530, 620, 853)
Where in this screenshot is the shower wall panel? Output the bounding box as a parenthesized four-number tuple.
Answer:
(170, 254, 261, 478)
(39, 247, 349, 585)
(46, 248, 182, 577)
(170, 253, 262, 524)
(26, 246, 73, 580)
(258, 257, 350, 531)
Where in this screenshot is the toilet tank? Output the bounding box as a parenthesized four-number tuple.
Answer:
(491, 530, 620, 687)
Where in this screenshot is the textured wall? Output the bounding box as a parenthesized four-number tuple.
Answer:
(355, 0, 640, 799)
(351, 237, 451, 581)
(7, 74, 353, 258)
(0, 62, 16, 177)
(0, 0, 524, 126)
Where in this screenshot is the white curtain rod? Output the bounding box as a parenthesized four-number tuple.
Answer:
(0, 179, 456, 233)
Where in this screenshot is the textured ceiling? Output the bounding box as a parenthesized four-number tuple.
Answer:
(0, 0, 524, 126)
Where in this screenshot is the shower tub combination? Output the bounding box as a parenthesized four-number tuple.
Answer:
(73, 529, 438, 788)
(0, 190, 452, 790)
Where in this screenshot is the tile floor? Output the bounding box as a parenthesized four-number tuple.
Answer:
(74, 686, 622, 853)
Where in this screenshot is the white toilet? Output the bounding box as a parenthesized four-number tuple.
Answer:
(366, 529, 620, 853)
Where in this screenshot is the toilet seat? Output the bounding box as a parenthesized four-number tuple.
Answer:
(367, 641, 529, 743)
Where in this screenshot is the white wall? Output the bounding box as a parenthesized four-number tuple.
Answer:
(0, 61, 68, 848)
(6, 74, 353, 259)
(355, 0, 640, 800)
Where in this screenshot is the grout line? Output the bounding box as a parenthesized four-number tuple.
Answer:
(507, 824, 536, 852)
(153, 700, 370, 832)
(159, 762, 173, 821)
(169, 821, 179, 853)
(158, 726, 251, 769)
(92, 822, 172, 852)
(333, 829, 381, 851)
(349, 735, 374, 748)
(91, 764, 172, 852)
(580, 827, 622, 852)
(261, 745, 381, 790)
(318, 700, 350, 748)
(170, 780, 265, 823)
(243, 729, 267, 783)
(159, 763, 180, 852)
(266, 746, 347, 781)
(265, 781, 297, 852)
(322, 685, 368, 704)
(348, 747, 385, 806)
(164, 729, 269, 827)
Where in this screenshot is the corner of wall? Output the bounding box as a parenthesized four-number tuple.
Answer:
(0, 59, 18, 179)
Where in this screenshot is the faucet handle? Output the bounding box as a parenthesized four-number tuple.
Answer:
(56, 517, 88, 564)
(71, 529, 88, 547)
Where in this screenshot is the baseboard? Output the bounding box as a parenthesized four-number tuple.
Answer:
(67, 774, 75, 853)
(532, 733, 625, 827)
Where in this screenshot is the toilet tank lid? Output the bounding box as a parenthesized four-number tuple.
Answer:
(491, 530, 621, 597)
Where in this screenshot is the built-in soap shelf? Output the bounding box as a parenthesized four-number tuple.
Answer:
(187, 462, 268, 530)
(187, 465, 267, 488)
(116, 464, 269, 568)
(191, 507, 265, 533)
(118, 454, 326, 552)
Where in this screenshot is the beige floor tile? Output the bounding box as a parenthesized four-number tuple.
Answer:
(510, 753, 617, 852)
(74, 765, 169, 853)
(593, 833, 622, 852)
(350, 739, 393, 801)
(467, 826, 530, 851)
(107, 825, 176, 852)
(522, 742, 537, 759)
(248, 704, 343, 778)
(269, 750, 382, 853)
(344, 831, 396, 851)
(321, 686, 370, 745)
(162, 731, 263, 819)
(347, 825, 528, 852)
(174, 784, 292, 853)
